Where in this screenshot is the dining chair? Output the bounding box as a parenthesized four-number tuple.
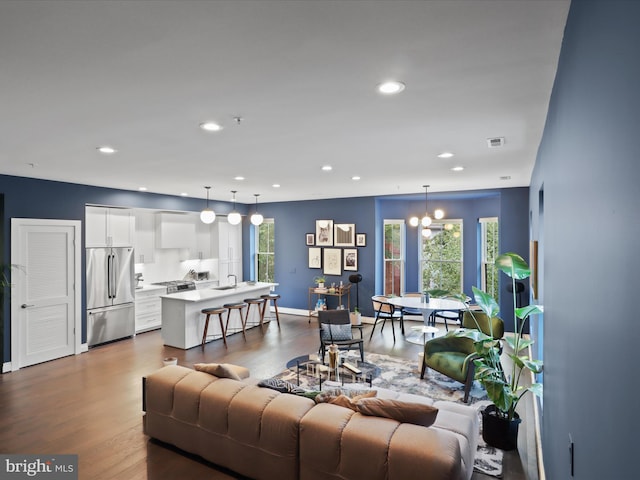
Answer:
(369, 295, 404, 342)
(400, 292, 424, 319)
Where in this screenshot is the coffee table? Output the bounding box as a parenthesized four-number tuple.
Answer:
(286, 354, 379, 388)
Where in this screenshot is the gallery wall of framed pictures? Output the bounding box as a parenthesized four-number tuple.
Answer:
(307, 219, 366, 276)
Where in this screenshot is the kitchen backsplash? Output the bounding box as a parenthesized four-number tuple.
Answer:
(134, 249, 218, 285)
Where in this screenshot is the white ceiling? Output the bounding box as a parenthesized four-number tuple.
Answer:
(0, 0, 570, 205)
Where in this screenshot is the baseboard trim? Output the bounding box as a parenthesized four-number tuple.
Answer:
(2, 362, 12, 373)
(274, 307, 375, 324)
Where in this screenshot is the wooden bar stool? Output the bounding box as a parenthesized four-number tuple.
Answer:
(244, 297, 266, 329)
(224, 302, 248, 339)
(260, 293, 281, 328)
(201, 307, 227, 348)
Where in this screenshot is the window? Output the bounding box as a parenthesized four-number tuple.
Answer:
(420, 220, 463, 293)
(383, 220, 405, 296)
(256, 219, 275, 283)
(480, 217, 499, 300)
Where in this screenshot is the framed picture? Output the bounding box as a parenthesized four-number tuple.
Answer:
(343, 248, 357, 271)
(323, 248, 341, 276)
(306, 233, 315, 246)
(356, 233, 366, 247)
(334, 223, 355, 247)
(316, 220, 334, 246)
(308, 247, 322, 269)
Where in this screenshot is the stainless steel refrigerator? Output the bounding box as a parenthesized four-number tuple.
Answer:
(86, 247, 135, 346)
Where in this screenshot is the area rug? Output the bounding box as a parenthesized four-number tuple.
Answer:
(275, 352, 503, 478)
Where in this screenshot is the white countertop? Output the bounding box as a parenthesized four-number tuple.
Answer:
(160, 282, 276, 303)
(135, 284, 167, 293)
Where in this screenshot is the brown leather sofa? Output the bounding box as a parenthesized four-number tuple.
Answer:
(143, 365, 479, 480)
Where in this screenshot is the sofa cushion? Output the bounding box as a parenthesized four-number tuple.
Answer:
(326, 391, 377, 410)
(194, 362, 249, 380)
(320, 323, 352, 341)
(355, 397, 439, 427)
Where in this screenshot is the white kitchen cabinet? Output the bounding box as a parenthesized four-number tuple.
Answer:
(133, 209, 155, 263)
(135, 287, 164, 333)
(179, 212, 212, 260)
(86, 206, 135, 247)
(156, 212, 196, 249)
(215, 218, 242, 284)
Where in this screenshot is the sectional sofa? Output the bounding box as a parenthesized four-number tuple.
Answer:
(142, 364, 479, 480)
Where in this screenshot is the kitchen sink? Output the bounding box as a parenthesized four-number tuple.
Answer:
(212, 285, 236, 290)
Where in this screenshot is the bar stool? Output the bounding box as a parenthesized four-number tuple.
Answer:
(244, 297, 266, 329)
(201, 307, 227, 348)
(260, 293, 281, 328)
(224, 302, 248, 339)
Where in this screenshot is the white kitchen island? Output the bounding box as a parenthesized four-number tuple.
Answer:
(160, 282, 277, 349)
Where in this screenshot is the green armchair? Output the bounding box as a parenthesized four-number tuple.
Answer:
(420, 311, 504, 403)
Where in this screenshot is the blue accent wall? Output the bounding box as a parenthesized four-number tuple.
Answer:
(530, 1, 639, 478)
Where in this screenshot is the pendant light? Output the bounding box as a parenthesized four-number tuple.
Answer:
(200, 186, 216, 224)
(409, 185, 444, 237)
(250, 193, 264, 226)
(227, 190, 242, 225)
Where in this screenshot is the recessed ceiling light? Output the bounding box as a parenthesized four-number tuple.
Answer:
(200, 121, 223, 132)
(322, 165, 332, 171)
(272, 184, 281, 188)
(234, 176, 245, 181)
(451, 166, 465, 172)
(352, 176, 361, 181)
(138, 186, 147, 191)
(377, 81, 405, 95)
(438, 152, 455, 159)
(97, 146, 117, 154)
(180, 192, 189, 197)
(500, 175, 512, 181)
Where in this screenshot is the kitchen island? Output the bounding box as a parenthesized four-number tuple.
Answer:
(160, 282, 277, 349)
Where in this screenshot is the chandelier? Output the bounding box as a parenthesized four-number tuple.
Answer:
(409, 185, 444, 238)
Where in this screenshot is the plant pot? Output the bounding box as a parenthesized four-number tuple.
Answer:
(481, 404, 521, 451)
(317, 282, 325, 289)
(350, 312, 362, 325)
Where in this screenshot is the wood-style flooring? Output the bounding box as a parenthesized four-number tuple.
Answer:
(0, 314, 528, 479)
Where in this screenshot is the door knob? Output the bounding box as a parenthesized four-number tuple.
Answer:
(21, 304, 34, 309)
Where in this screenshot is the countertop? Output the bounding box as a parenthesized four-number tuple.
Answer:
(160, 282, 277, 303)
(135, 284, 167, 293)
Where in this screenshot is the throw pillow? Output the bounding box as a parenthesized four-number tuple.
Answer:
(355, 398, 439, 427)
(194, 363, 242, 381)
(257, 377, 298, 393)
(315, 388, 377, 405)
(320, 323, 352, 341)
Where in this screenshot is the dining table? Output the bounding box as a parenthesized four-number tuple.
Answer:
(388, 295, 468, 345)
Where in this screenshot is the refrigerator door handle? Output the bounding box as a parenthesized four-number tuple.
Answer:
(111, 253, 117, 298)
(107, 254, 114, 298)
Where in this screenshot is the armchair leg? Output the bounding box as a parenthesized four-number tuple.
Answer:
(420, 358, 427, 379)
(463, 363, 476, 403)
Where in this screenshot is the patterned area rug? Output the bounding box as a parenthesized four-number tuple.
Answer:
(275, 352, 503, 478)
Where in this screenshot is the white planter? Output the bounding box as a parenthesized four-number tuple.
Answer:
(350, 312, 362, 325)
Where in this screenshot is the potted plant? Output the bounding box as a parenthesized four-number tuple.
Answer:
(313, 276, 326, 289)
(350, 306, 362, 325)
(456, 252, 543, 450)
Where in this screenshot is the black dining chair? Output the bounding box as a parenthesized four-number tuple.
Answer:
(318, 309, 364, 363)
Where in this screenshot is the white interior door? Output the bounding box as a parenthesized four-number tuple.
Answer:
(10, 218, 81, 370)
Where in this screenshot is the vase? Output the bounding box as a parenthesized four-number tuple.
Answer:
(317, 282, 324, 289)
(481, 404, 521, 451)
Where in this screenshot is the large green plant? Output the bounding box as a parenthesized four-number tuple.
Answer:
(457, 252, 543, 420)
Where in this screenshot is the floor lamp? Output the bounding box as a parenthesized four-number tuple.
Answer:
(349, 274, 362, 311)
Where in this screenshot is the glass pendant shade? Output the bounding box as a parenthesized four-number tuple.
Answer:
(228, 212, 242, 225)
(227, 190, 242, 225)
(250, 193, 264, 226)
(250, 213, 264, 226)
(422, 228, 432, 238)
(200, 186, 215, 224)
(421, 215, 432, 227)
(200, 208, 215, 224)
(409, 216, 419, 227)
(434, 209, 445, 220)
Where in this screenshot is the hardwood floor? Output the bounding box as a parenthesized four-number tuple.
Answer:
(0, 314, 527, 479)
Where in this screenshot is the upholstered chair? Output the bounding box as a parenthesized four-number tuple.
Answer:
(420, 311, 504, 403)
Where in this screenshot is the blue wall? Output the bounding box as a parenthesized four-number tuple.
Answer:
(530, 1, 639, 478)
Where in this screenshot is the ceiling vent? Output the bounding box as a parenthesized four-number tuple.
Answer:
(487, 137, 505, 148)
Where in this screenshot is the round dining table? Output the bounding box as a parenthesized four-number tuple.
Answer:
(388, 296, 467, 345)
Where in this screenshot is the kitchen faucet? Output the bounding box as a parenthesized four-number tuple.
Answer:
(227, 274, 237, 288)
